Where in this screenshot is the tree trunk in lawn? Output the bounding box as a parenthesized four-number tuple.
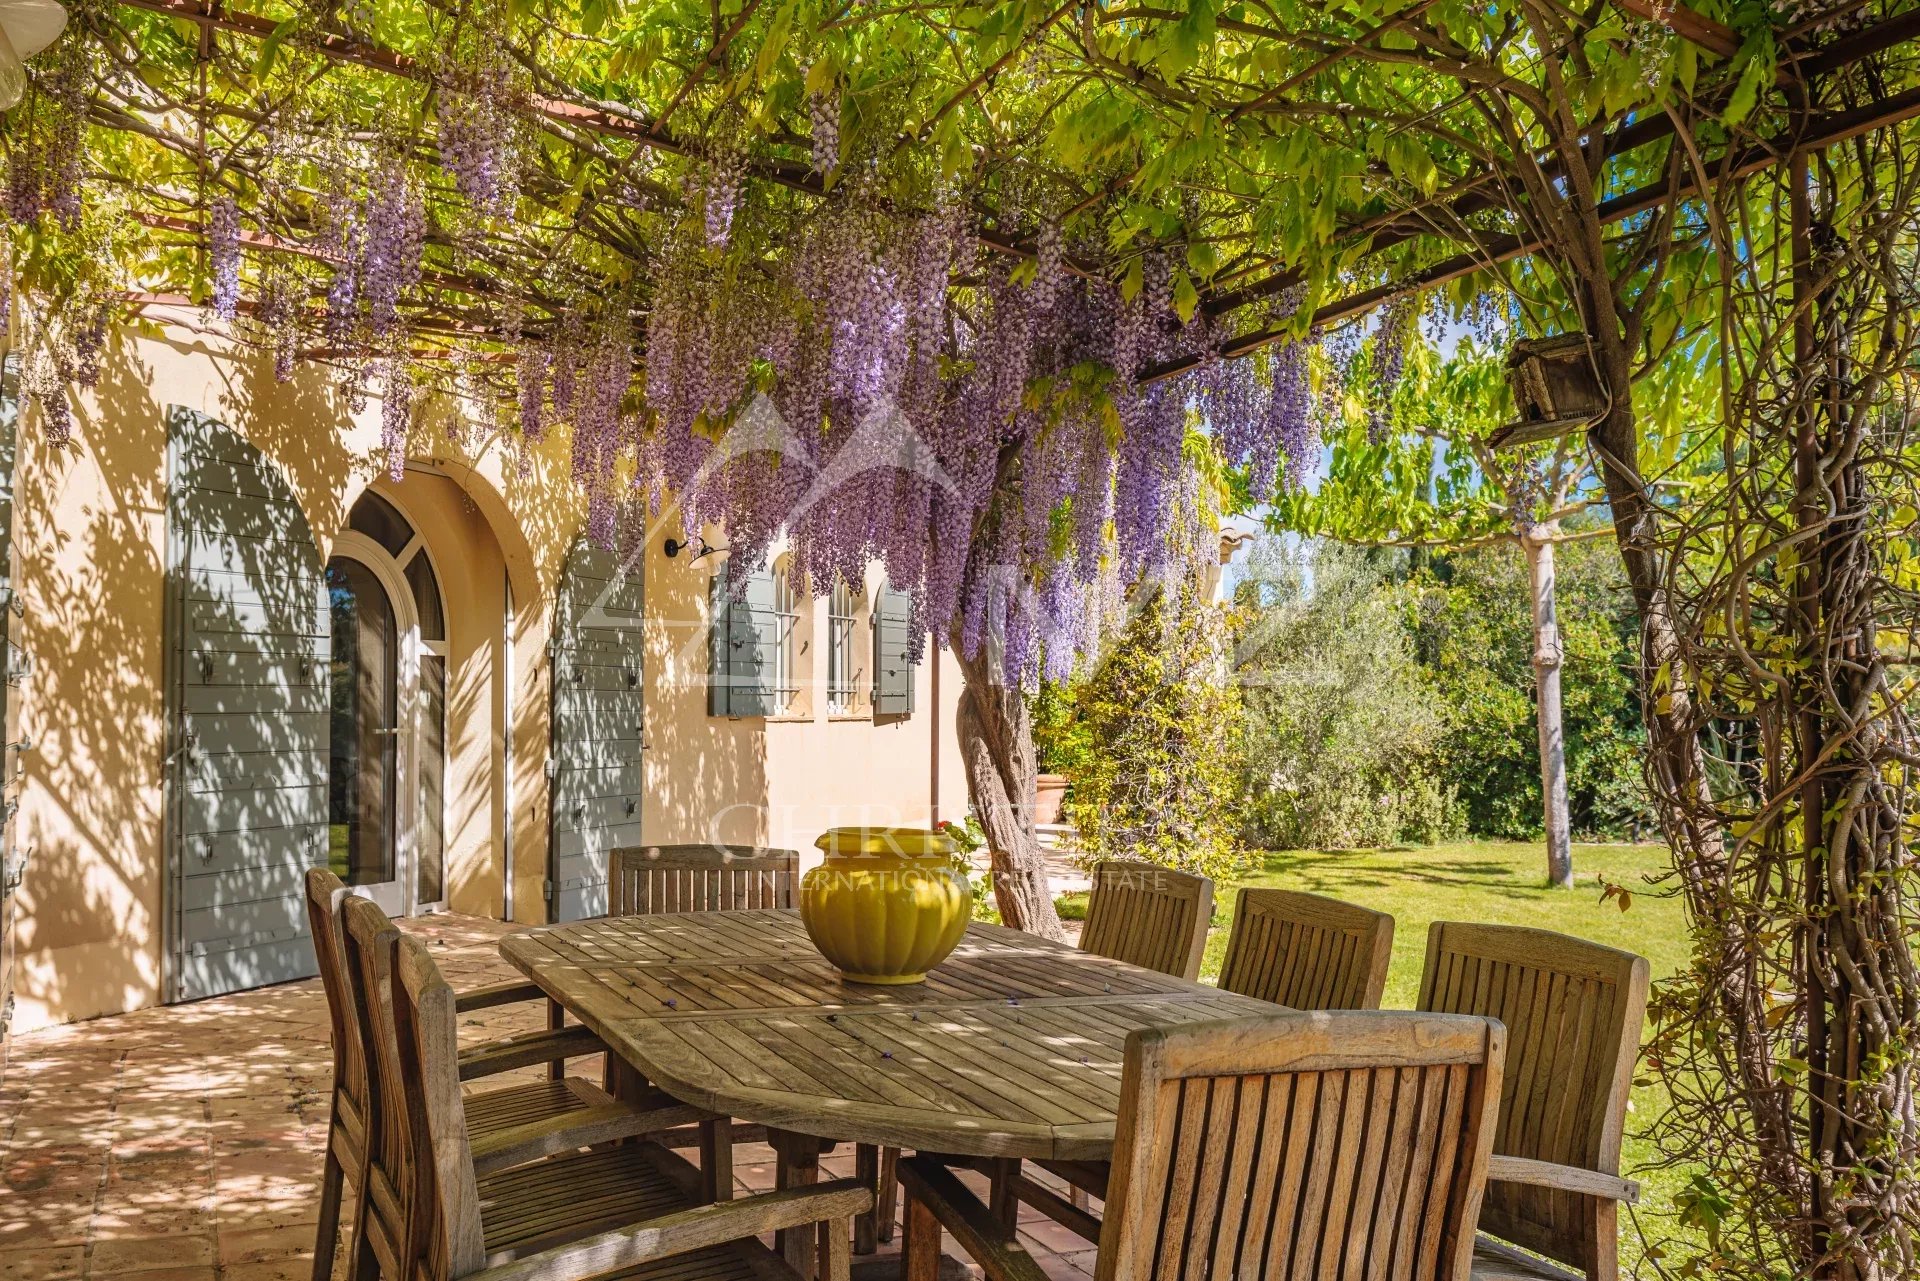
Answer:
(952, 640, 1065, 940)
(1522, 527, 1574, 889)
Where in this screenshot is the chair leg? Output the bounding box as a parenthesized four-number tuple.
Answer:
(311, 1132, 345, 1281)
(875, 1146, 900, 1244)
(903, 1188, 942, 1281)
(546, 999, 566, 1082)
(772, 1130, 823, 1280)
(818, 1216, 852, 1281)
(345, 1147, 377, 1281)
(854, 1145, 879, 1254)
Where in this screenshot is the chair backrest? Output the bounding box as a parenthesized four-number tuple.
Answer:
(1098, 1010, 1506, 1281)
(1218, 889, 1394, 1010)
(1417, 923, 1649, 1281)
(611, 843, 800, 915)
(340, 894, 433, 1281)
(392, 929, 489, 1278)
(304, 868, 366, 1119)
(1078, 861, 1214, 980)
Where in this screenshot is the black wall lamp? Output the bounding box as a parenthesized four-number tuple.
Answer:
(664, 534, 726, 562)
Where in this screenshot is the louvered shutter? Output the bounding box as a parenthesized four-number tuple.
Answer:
(707, 559, 780, 717)
(871, 583, 917, 717)
(0, 356, 21, 1055)
(163, 407, 328, 1002)
(548, 539, 645, 921)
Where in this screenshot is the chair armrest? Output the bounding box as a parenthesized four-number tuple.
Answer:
(458, 1024, 606, 1081)
(468, 1178, 874, 1281)
(1486, 1156, 1639, 1204)
(898, 1157, 1053, 1281)
(455, 980, 549, 1013)
(470, 1096, 717, 1177)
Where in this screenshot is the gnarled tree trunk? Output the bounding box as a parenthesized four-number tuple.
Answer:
(952, 639, 1065, 940)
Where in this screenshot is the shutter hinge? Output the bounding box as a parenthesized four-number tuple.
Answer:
(3, 841, 29, 892)
(544, 757, 557, 779)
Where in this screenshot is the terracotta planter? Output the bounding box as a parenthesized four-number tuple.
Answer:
(800, 827, 970, 985)
(1033, 773, 1069, 826)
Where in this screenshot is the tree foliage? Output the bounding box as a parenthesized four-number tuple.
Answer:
(1060, 583, 1246, 882)
(1233, 539, 1457, 850)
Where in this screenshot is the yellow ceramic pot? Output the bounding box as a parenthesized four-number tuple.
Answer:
(800, 827, 971, 985)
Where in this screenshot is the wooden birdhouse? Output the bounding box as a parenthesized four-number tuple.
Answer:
(1489, 333, 1609, 451)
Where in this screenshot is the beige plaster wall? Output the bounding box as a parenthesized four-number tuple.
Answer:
(9, 314, 974, 1032)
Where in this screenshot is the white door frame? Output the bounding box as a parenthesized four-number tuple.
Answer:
(329, 530, 424, 917)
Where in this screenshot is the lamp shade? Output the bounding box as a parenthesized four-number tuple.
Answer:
(0, 0, 65, 60)
(0, 0, 64, 111)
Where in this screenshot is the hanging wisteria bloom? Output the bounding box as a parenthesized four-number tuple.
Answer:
(361, 151, 426, 343)
(438, 44, 520, 217)
(209, 194, 241, 321)
(1367, 294, 1417, 442)
(381, 360, 412, 481)
(44, 40, 88, 231)
(257, 266, 301, 383)
(808, 80, 839, 176)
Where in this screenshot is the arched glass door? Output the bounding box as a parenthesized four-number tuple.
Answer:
(326, 490, 448, 916)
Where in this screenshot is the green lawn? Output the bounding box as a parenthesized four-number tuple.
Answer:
(1060, 839, 1693, 1267)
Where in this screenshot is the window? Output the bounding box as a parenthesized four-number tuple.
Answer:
(770, 558, 800, 716)
(826, 579, 864, 715)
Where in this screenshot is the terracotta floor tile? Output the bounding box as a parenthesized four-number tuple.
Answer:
(0, 1245, 84, 1280)
(84, 1234, 215, 1274)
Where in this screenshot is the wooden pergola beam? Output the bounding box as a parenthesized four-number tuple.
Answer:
(1139, 79, 1920, 384)
(109, 0, 1097, 279)
(1611, 0, 1744, 61)
(1197, 7, 1920, 319)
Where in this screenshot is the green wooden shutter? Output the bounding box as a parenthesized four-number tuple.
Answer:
(0, 356, 21, 1054)
(707, 559, 780, 718)
(872, 583, 917, 717)
(548, 539, 645, 921)
(163, 407, 329, 1002)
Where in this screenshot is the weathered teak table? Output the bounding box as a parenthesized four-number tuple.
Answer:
(500, 909, 1277, 1269)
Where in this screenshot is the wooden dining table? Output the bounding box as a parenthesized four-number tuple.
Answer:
(500, 907, 1278, 1269)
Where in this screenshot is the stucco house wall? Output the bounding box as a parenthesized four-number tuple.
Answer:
(7, 313, 970, 1032)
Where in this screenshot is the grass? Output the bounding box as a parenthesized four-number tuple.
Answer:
(1057, 839, 1693, 1268)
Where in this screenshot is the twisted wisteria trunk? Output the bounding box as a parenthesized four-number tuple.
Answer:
(951, 639, 1065, 940)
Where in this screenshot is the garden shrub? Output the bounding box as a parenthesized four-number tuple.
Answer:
(1232, 539, 1460, 850)
(1060, 583, 1247, 881)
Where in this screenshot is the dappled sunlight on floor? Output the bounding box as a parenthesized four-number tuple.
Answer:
(0, 914, 1101, 1281)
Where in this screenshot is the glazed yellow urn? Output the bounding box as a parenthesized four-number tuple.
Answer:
(800, 826, 971, 984)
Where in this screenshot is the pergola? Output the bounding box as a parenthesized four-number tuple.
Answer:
(9, 1, 1920, 1275)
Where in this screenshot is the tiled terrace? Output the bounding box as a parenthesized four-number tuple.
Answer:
(0, 915, 1097, 1281)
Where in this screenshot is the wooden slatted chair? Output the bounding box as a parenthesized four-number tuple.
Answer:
(902, 1010, 1508, 1281)
(1077, 860, 1214, 980)
(386, 924, 873, 1281)
(605, 842, 827, 1236)
(333, 891, 713, 1281)
(1218, 888, 1395, 1010)
(1416, 922, 1650, 1281)
(610, 843, 800, 914)
(307, 869, 633, 1281)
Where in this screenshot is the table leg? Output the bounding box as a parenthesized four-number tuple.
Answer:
(987, 1157, 1020, 1231)
(699, 1117, 735, 1203)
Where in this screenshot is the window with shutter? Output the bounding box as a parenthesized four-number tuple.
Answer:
(548, 537, 645, 921)
(871, 582, 917, 718)
(707, 558, 782, 718)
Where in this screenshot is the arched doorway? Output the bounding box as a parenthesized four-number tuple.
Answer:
(326, 489, 447, 916)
